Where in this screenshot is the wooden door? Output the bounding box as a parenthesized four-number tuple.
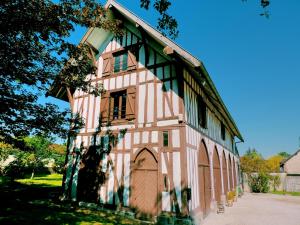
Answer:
(233, 159, 237, 189)
(131, 149, 158, 217)
(228, 156, 233, 190)
(213, 148, 221, 203)
(198, 141, 211, 216)
(222, 152, 228, 196)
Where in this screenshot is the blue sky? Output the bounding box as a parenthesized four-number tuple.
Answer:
(46, 0, 300, 157)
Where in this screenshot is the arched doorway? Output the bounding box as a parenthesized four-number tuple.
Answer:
(131, 149, 158, 217)
(198, 140, 211, 216)
(233, 159, 237, 189)
(213, 147, 221, 203)
(222, 151, 228, 196)
(228, 155, 233, 190)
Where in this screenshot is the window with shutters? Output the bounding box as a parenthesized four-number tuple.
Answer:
(113, 52, 128, 73)
(100, 87, 136, 123)
(110, 91, 127, 120)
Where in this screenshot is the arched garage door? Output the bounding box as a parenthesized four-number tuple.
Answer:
(233, 159, 237, 189)
(213, 147, 221, 202)
(131, 149, 158, 217)
(228, 155, 233, 190)
(198, 141, 211, 216)
(222, 151, 228, 196)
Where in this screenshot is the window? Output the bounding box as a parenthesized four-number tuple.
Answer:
(110, 91, 127, 120)
(113, 52, 128, 73)
(197, 95, 207, 128)
(221, 122, 226, 140)
(163, 131, 169, 147)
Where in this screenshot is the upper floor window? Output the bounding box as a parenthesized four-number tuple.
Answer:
(100, 87, 136, 123)
(197, 95, 207, 128)
(110, 90, 127, 120)
(102, 48, 137, 76)
(221, 122, 226, 140)
(163, 131, 169, 147)
(114, 52, 128, 73)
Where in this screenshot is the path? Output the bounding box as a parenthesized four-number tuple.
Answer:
(203, 193, 300, 225)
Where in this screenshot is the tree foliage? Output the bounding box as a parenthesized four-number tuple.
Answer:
(265, 155, 284, 173)
(0, 0, 178, 144)
(241, 148, 288, 174)
(278, 152, 290, 159)
(0, 137, 66, 179)
(240, 148, 268, 173)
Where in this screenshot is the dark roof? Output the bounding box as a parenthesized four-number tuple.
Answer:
(280, 149, 300, 166)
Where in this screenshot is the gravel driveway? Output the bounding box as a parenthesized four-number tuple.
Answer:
(203, 193, 300, 225)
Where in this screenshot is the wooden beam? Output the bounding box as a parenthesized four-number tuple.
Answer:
(163, 46, 174, 55)
(66, 87, 74, 112)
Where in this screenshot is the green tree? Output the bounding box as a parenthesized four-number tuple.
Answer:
(0, 0, 177, 144)
(266, 155, 284, 172)
(240, 148, 268, 173)
(278, 152, 290, 159)
(23, 136, 53, 178)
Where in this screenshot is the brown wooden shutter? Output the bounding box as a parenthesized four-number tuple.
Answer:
(126, 87, 136, 120)
(102, 54, 112, 76)
(100, 91, 110, 122)
(127, 50, 137, 71)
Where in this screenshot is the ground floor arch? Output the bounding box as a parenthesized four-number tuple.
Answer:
(222, 151, 228, 196)
(131, 148, 158, 217)
(213, 147, 221, 203)
(198, 140, 211, 216)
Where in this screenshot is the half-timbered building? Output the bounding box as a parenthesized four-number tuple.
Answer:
(50, 0, 244, 223)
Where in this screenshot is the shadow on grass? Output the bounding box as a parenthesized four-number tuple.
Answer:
(0, 182, 150, 225)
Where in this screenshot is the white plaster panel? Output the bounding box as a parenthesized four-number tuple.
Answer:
(116, 76, 123, 89)
(124, 74, 130, 87)
(109, 77, 116, 90)
(138, 84, 146, 124)
(130, 73, 136, 85)
(147, 83, 154, 123)
(107, 153, 115, 204)
(142, 131, 149, 143)
(125, 132, 131, 149)
(103, 79, 109, 90)
(139, 70, 146, 83)
(157, 82, 163, 118)
(87, 95, 94, 129)
(151, 131, 158, 143)
(161, 153, 168, 174)
(172, 129, 180, 148)
(173, 152, 182, 210)
(123, 153, 130, 206)
(116, 154, 123, 205)
(134, 132, 140, 144)
(162, 191, 171, 212)
(94, 96, 101, 129)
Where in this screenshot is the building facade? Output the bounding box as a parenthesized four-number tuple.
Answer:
(51, 0, 244, 222)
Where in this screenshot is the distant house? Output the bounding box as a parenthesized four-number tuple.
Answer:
(280, 149, 300, 192)
(280, 149, 300, 174)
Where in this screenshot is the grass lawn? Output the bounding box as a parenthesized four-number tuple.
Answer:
(16, 174, 63, 187)
(0, 174, 152, 225)
(271, 191, 300, 196)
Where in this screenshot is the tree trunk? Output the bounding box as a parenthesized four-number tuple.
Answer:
(31, 168, 35, 179)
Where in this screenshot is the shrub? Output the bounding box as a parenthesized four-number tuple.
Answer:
(249, 173, 270, 193)
(270, 175, 281, 191)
